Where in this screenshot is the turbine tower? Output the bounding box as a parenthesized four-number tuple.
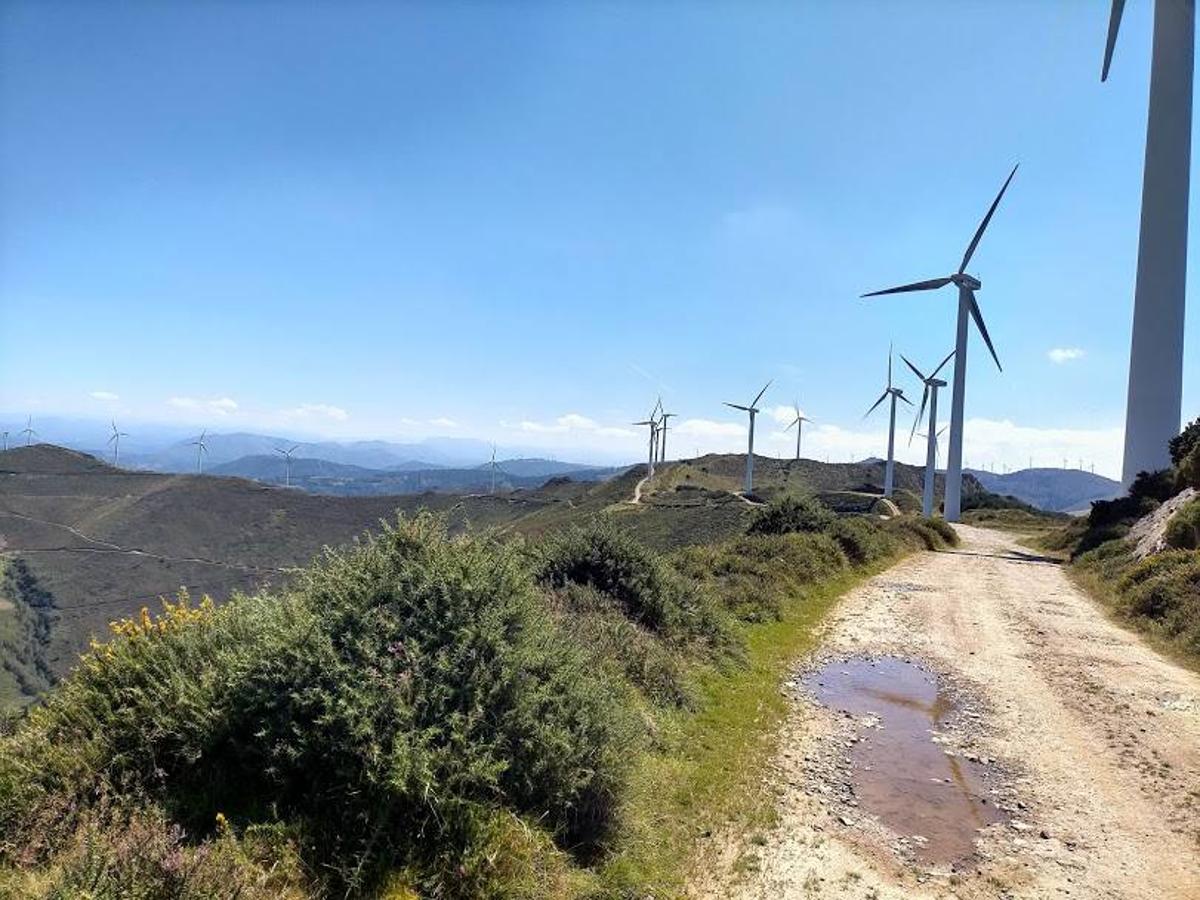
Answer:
(108, 420, 129, 466)
(864, 346, 912, 498)
(21, 416, 36, 447)
(725, 381, 771, 494)
(1103, 0, 1194, 485)
(903, 350, 955, 517)
(863, 165, 1016, 521)
(633, 408, 659, 478)
(275, 444, 299, 487)
(190, 430, 208, 474)
(490, 444, 498, 495)
(786, 401, 813, 461)
(658, 411, 676, 463)
(1, 431, 8, 452)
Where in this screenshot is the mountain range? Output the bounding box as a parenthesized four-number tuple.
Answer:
(965, 467, 1122, 513)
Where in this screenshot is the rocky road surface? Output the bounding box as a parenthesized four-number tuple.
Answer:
(694, 524, 1200, 899)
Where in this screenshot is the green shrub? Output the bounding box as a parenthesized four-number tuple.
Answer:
(0, 514, 636, 896)
(746, 495, 834, 537)
(1169, 417, 1200, 466)
(1179, 444, 1200, 491)
(825, 516, 890, 564)
(1088, 495, 1158, 529)
(1074, 523, 1131, 557)
(1165, 499, 1200, 550)
(920, 517, 959, 546)
(532, 519, 729, 647)
(672, 532, 849, 624)
(1130, 469, 1180, 502)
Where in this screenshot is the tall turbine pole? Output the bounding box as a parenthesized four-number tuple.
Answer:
(745, 409, 756, 493)
(885, 392, 898, 497)
(922, 386, 940, 517)
(944, 287, 972, 521)
(1118, 0, 1194, 484)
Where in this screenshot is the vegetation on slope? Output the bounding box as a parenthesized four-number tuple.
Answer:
(1035, 419, 1200, 667)
(0, 500, 958, 899)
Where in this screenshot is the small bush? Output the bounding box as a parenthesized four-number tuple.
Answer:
(826, 516, 890, 564)
(1130, 469, 1180, 502)
(1074, 523, 1131, 557)
(1179, 443, 1200, 491)
(532, 519, 730, 647)
(1169, 417, 1200, 466)
(747, 495, 834, 536)
(1165, 499, 1200, 550)
(921, 517, 959, 546)
(1088, 494, 1158, 529)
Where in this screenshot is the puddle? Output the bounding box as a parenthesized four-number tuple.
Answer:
(803, 657, 1006, 864)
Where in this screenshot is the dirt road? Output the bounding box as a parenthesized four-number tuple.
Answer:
(696, 524, 1200, 899)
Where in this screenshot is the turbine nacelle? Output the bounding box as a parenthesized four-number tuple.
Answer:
(951, 273, 981, 291)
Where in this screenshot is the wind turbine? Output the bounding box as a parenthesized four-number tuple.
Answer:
(658, 410, 676, 463)
(786, 401, 813, 461)
(863, 346, 912, 498)
(108, 420, 129, 466)
(490, 444, 498, 495)
(1, 431, 8, 451)
(903, 350, 955, 517)
(1103, 1, 1194, 485)
(725, 381, 771, 494)
(190, 430, 208, 474)
(916, 426, 949, 468)
(275, 444, 300, 487)
(863, 165, 1016, 521)
(633, 414, 658, 478)
(21, 416, 36, 447)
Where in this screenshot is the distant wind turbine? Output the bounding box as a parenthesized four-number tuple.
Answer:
(633, 404, 660, 478)
(658, 411, 676, 463)
(275, 444, 300, 487)
(864, 346, 912, 498)
(725, 380, 771, 494)
(1, 431, 8, 452)
(903, 350, 955, 517)
(786, 400, 813, 461)
(863, 165, 1016, 520)
(916, 426, 950, 468)
(108, 420, 129, 466)
(21, 416, 36, 447)
(190, 430, 208, 474)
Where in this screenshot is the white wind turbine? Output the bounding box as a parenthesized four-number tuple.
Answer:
(490, 444, 498, 495)
(864, 346, 912, 498)
(863, 165, 1016, 521)
(108, 420, 129, 466)
(633, 408, 659, 478)
(915, 426, 950, 467)
(786, 401, 813, 461)
(1, 431, 8, 451)
(903, 350, 955, 517)
(190, 430, 208, 474)
(275, 444, 300, 487)
(725, 381, 771, 494)
(21, 416, 36, 447)
(1103, 1, 1194, 485)
(658, 410, 676, 463)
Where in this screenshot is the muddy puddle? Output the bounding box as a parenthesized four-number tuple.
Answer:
(803, 657, 1006, 864)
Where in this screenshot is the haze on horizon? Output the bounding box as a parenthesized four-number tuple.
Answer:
(1, 1, 1192, 478)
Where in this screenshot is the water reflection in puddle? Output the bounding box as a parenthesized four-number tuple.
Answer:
(802, 657, 1006, 864)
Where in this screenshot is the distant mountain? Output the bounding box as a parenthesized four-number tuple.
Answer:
(209, 454, 624, 496)
(966, 467, 1121, 513)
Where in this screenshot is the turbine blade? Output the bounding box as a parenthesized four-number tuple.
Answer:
(897, 391, 914, 406)
(967, 290, 1002, 371)
(864, 391, 889, 418)
(959, 164, 1018, 275)
(861, 277, 952, 297)
(911, 385, 930, 443)
(1102, 0, 1125, 82)
(724, 402, 750, 412)
(932, 348, 956, 378)
(751, 380, 772, 409)
(900, 353, 926, 382)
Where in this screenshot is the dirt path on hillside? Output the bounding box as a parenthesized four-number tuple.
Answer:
(694, 524, 1200, 900)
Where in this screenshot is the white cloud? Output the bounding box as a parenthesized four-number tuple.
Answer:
(429, 416, 458, 428)
(673, 417, 746, 439)
(284, 403, 349, 422)
(768, 404, 804, 425)
(505, 413, 637, 440)
(168, 396, 240, 416)
(89, 391, 119, 402)
(1048, 347, 1085, 364)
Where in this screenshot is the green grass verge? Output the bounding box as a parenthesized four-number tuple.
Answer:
(595, 554, 908, 895)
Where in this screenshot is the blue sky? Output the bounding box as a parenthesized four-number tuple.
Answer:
(0, 1, 1189, 475)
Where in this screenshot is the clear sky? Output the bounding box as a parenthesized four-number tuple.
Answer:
(0, 1, 1191, 475)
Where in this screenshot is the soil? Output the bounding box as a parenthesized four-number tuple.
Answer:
(693, 524, 1200, 899)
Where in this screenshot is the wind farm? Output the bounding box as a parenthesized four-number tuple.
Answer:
(3, 5, 1199, 900)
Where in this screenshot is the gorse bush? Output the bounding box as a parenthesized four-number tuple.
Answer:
(532, 519, 730, 647)
(1088, 494, 1159, 529)
(1169, 417, 1200, 466)
(747, 495, 834, 537)
(1165, 498, 1200, 550)
(0, 514, 636, 896)
(1129, 468, 1180, 502)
